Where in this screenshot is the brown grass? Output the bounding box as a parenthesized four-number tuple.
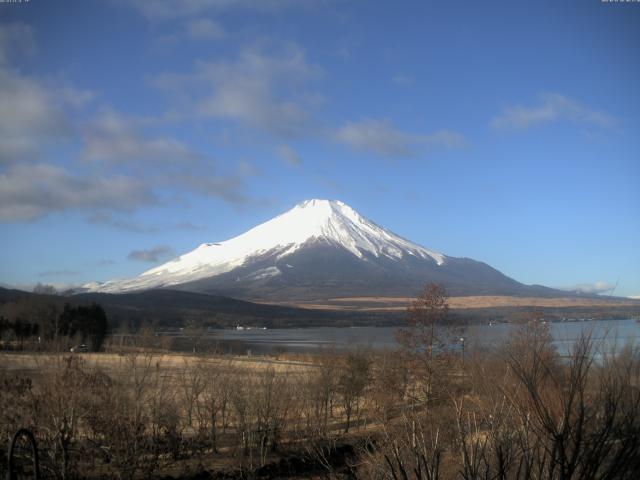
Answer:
(0, 351, 315, 376)
(284, 295, 640, 311)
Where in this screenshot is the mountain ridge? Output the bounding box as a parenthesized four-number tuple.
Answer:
(85, 199, 574, 301)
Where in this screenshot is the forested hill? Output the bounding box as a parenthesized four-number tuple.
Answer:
(0, 287, 398, 329)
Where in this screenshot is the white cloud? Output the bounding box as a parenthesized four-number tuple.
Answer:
(150, 45, 461, 160)
(81, 110, 254, 205)
(128, 245, 174, 262)
(560, 281, 616, 295)
(0, 69, 71, 163)
(0, 21, 251, 222)
(336, 119, 465, 157)
(152, 44, 322, 137)
(202, 79, 310, 136)
(83, 110, 200, 165)
(197, 47, 320, 136)
(491, 93, 616, 131)
(0, 163, 157, 221)
(0, 97, 254, 221)
(0, 23, 94, 163)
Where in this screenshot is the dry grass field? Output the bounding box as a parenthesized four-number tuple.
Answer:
(0, 350, 316, 377)
(0, 347, 382, 478)
(2, 323, 640, 479)
(285, 295, 640, 311)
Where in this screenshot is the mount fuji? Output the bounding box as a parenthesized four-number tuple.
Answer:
(86, 199, 558, 300)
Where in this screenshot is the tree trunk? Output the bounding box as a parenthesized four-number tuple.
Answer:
(210, 411, 218, 454)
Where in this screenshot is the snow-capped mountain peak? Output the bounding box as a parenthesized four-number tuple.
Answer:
(87, 199, 445, 293)
(272, 199, 444, 263)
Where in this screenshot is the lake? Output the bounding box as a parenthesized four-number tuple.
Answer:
(207, 318, 640, 356)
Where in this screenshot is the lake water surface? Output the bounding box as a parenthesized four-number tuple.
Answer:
(209, 319, 640, 355)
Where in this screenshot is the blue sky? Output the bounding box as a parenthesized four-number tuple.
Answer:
(0, 0, 638, 297)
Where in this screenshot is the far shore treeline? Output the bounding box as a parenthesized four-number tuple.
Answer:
(0, 301, 108, 352)
(1, 286, 638, 345)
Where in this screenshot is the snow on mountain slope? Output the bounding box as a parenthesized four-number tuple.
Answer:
(88, 199, 446, 293)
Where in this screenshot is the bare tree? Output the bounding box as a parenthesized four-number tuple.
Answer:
(304, 354, 337, 438)
(178, 358, 205, 430)
(504, 332, 640, 479)
(337, 351, 371, 433)
(183, 319, 206, 354)
(450, 326, 640, 480)
(199, 359, 232, 454)
(0, 372, 35, 478)
(396, 283, 451, 404)
(372, 349, 410, 423)
(36, 356, 89, 479)
(360, 412, 442, 480)
(83, 351, 157, 480)
(229, 372, 253, 459)
(147, 360, 181, 463)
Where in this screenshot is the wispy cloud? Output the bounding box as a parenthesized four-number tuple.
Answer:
(116, 0, 325, 20)
(0, 163, 156, 221)
(491, 93, 616, 131)
(0, 69, 72, 163)
(81, 109, 255, 207)
(112, 0, 227, 19)
(391, 74, 414, 86)
(336, 119, 465, 157)
(560, 281, 616, 295)
(176, 172, 250, 204)
(38, 269, 81, 277)
(175, 221, 206, 231)
(277, 144, 302, 166)
(127, 245, 174, 263)
(155, 18, 226, 46)
(150, 42, 462, 162)
(0, 21, 251, 222)
(185, 18, 226, 40)
(0, 22, 36, 65)
(197, 46, 321, 137)
(0, 23, 162, 223)
(0, 23, 93, 164)
(88, 212, 159, 233)
(152, 44, 322, 138)
(83, 110, 200, 165)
